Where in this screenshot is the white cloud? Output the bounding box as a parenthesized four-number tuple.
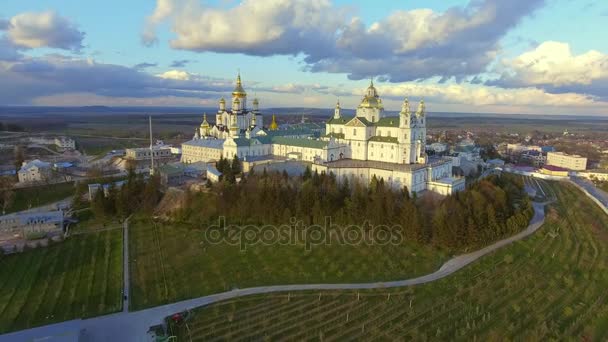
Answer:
(142, 0, 176, 45)
(358, 83, 598, 108)
(4, 11, 84, 51)
(498, 41, 608, 87)
(488, 41, 608, 100)
(157, 69, 192, 80)
(143, 0, 545, 82)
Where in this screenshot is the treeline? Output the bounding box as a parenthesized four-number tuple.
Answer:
(84, 169, 162, 220)
(174, 169, 533, 251)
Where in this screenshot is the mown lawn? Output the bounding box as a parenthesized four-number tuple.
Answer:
(0, 229, 123, 333)
(169, 181, 608, 341)
(6, 182, 74, 214)
(129, 219, 447, 310)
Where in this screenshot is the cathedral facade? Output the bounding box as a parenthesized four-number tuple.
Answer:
(181, 75, 465, 195)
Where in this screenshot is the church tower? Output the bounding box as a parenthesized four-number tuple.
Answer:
(355, 79, 384, 123)
(200, 113, 210, 137)
(231, 72, 247, 112)
(334, 100, 342, 119)
(414, 100, 427, 163)
(230, 113, 240, 137)
(397, 98, 427, 164)
(269, 115, 278, 131)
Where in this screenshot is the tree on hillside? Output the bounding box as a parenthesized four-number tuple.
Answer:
(141, 175, 161, 213)
(231, 155, 241, 176)
(14, 146, 24, 172)
(0, 177, 15, 215)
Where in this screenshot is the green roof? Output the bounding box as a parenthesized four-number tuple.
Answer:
(327, 116, 399, 128)
(158, 164, 184, 175)
(271, 136, 328, 149)
(326, 117, 352, 125)
(373, 116, 399, 127)
(369, 136, 398, 143)
(232, 136, 272, 147)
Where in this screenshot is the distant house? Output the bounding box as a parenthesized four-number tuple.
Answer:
(158, 164, 186, 187)
(486, 158, 505, 168)
(18, 159, 52, 183)
(578, 169, 608, 182)
(206, 165, 222, 183)
(0, 210, 64, 242)
(126, 146, 173, 161)
(54, 137, 76, 150)
(540, 165, 569, 177)
(88, 181, 127, 201)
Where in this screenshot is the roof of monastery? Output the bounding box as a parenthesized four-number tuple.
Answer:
(368, 136, 399, 143)
(232, 135, 328, 149)
(182, 139, 225, 149)
(19, 159, 51, 172)
(322, 157, 452, 172)
(327, 115, 400, 128)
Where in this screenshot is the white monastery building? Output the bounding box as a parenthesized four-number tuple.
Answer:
(181, 74, 465, 196)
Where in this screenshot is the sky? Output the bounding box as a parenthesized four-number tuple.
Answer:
(0, 0, 607, 115)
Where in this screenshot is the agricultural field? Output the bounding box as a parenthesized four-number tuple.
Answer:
(169, 182, 608, 341)
(5, 182, 74, 214)
(128, 220, 447, 310)
(0, 229, 123, 333)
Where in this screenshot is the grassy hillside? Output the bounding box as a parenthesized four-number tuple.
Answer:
(5, 182, 74, 214)
(169, 182, 608, 341)
(0, 229, 123, 333)
(129, 219, 446, 310)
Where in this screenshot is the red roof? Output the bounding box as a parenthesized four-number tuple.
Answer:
(543, 165, 568, 172)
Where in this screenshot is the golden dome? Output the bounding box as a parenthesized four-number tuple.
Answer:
(219, 98, 226, 103)
(200, 113, 209, 128)
(269, 114, 278, 131)
(358, 78, 383, 109)
(232, 73, 247, 98)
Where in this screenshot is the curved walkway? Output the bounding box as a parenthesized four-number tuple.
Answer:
(1, 202, 548, 342)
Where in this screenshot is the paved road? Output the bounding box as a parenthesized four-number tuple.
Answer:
(0, 201, 549, 342)
(570, 177, 608, 208)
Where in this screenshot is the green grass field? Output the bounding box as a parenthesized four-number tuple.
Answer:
(6, 182, 74, 214)
(169, 182, 608, 341)
(129, 220, 447, 310)
(0, 229, 123, 333)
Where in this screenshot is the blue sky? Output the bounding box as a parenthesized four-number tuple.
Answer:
(1, 0, 607, 115)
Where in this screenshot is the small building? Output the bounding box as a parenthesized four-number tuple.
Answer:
(0, 210, 64, 242)
(17, 159, 52, 183)
(521, 150, 546, 167)
(158, 164, 186, 187)
(578, 169, 608, 182)
(539, 165, 569, 177)
(54, 137, 76, 150)
(546, 151, 587, 171)
(206, 165, 222, 183)
(126, 146, 173, 161)
(486, 158, 505, 168)
(88, 181, 127, 201)
(184, 162, 207, 178)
